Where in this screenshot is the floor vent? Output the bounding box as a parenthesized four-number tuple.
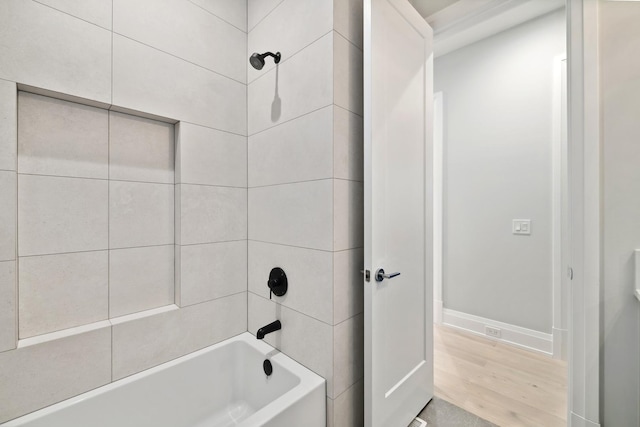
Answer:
(408, 417, 427, 427)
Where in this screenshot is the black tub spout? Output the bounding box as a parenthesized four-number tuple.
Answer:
(257, 320, 281, 339)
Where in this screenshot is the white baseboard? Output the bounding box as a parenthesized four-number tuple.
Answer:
(441, 308, 553, 356)
(570, 412, 601, 427)
(433, 299, 443, 324)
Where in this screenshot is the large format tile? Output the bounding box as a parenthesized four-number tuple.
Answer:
(248, 106, 333, 187)
(334, 179, 364, 251)
(334, 33, 363, 117)
(33, 0, 112, 29)
(334, 106, 363, 182)
(18, 92, 109, 179)
(18, 251, 109, 338)
(333, 248, 364, 325)
(18, 175, 108, 256)
(189, 0, 247, 31)
(0, 326, 111, 424)
(176, 122, 246, 187)
(109, 111, 175, 184)
(177, 241, 247, 307)
(113, 0, 245, 83)
(333, 314, 364, 398)
(249, 180, 333, 250)
(177, 185, 247, 245)
(248, 241, 333, 324)
(0, 172, 16, 261)
(248, 32, 333, 135)
(0, 80, 16, 172)
(113, 35, 246, 134)
(0, 261, 16, 352)
(0, 1, 111, 103)
(110, 245, 175, 318)
(334, 0, 364, 49)
(248, 0, 332, 82)
(109, 181, 174, 249)
(331, 380, 364, 427)
(248, 292, 333, 393)
(247, 0, 283, 31)
(112, 292, 246, 380)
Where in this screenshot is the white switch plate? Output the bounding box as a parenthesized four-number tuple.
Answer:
(513, 219, 531, 235)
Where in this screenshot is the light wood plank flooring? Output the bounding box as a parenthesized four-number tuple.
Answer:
(434, 324, 567, 427)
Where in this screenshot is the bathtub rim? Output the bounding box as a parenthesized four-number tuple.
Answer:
(1, 332, 326, 426)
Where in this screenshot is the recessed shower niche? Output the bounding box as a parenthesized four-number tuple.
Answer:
(17, 91, 176, 339)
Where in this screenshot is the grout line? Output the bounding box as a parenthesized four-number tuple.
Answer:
(113, 32, 247, 86)
(17, 172, 180, 187)
(19, 244, 177, 260)
(247, 29, 333, 86)
(14, 86, 19, 348)
(247, 0, 286, 33)
(31, 0, 112, 32)
(179, 121, 247, 138)
(187, 0, 247, 33)
(333, 103, 364, 119)
(178, 181, 247, 190)
(248, 177, 363, 190)
(334, 29, 363, 53)
(248, 104, 333, 138)
(248, 239, 363, 254)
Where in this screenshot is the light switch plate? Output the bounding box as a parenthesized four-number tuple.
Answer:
(513, 219, 531, 235)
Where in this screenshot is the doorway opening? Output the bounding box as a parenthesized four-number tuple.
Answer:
(424, 1, 569, 425)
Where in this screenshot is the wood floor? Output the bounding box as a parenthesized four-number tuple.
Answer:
(433, 324, 568, 427)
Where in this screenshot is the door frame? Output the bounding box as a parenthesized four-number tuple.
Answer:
(426, 0, 601, 425)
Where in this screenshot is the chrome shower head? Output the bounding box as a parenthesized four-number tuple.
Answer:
(249, 51, 281, 70)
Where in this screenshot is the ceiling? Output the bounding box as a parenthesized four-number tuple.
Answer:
(408, 0, 460, 18)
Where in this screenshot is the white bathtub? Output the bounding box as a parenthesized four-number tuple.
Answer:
(2, 333, 326, 427)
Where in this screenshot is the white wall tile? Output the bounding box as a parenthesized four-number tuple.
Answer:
(0, 172, 16, 261)
(334, 0, 363, 49)
(18, 92, 109, 179)
(333, 248, 364, 325)
(248, 33, 333, 135)
(177, 241, 246, 307)
(33, 0, 113, 29)
(113, 0, 246, 83)
(334, 33, 363, 117)
(334, 106, 363, 182)
(177, 185, 247, 245)
(333, 314, 363, 398)
(249, 180, 333, 251)
(18, 175, 108, 256)
(248, 241, 333, 324)
(110, 181, 174, 249)
(0, 326, 111, 424)
(248, 106, 333, 187)
(334, 179, 364, 251)
(109, 111, 175, 184)
(112, 292, 246, 380)
(176, 123, 246, 187)
(110, 245, 175, 318)
(332, 380, 364, 427)
(189, 0, 247, 31)
(0, 1, 111, 103)
(19, 251, 109, 338)
(248, 0, 283, 31)
(248, 292, 333, 393)
(0, 80, 16, 172)
(248, 0, 333, 82)
(0, 261, 16, 352)
(113, 35, 246, 135)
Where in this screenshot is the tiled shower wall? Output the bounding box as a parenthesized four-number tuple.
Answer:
(246, 1, 365, 426)
(0, 0, 248, 422)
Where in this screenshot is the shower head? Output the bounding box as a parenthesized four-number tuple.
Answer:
(249, 51, 281, 70)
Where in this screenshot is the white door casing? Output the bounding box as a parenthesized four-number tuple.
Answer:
(364, 1, 434, 426)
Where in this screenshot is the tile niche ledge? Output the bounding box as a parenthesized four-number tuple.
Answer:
(635, 250, 640, 303)
(17, 305, 179, 349)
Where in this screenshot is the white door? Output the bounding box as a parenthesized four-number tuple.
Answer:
(363, 1, 433, 426)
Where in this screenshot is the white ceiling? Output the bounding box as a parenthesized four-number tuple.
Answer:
(408, 0, 460, 18)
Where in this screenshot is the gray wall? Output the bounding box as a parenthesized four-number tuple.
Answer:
(246, 1, 365, 426)
(434, 9, 565, 333)
(600, 2, 640, 426)
(0, 0, 248, 422)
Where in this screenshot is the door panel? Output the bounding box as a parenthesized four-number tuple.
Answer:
(364, 1, 434, 426)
